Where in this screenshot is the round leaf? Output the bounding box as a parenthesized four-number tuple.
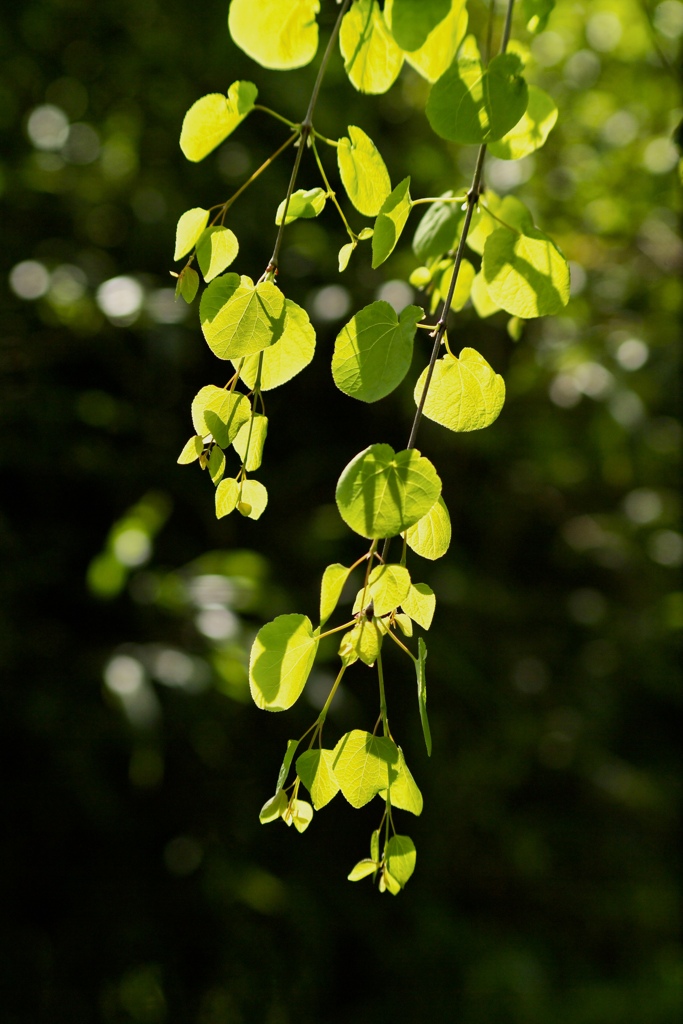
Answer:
(249, 613, 318, 711)
(339, 0, 404, 94)
(399, 0, 468, 82)
(275, 187, 327, 226)
(332, 730, 400, 808)
(414, 350, 505, 432)
(174, 207, 210, 261)
(405, 496, 451, 560)
(426, 53, 528, 144)
(337, 126, 392, 217)
(234, 298, 316, 391)
(229, 0, 320, 70)
(202, 279, 286, 360)
(215, 477, 240, 519)
(332, 301, 422, 403)
(296, 749, 340, 810)
(239, 479, 268, 520)
(191, 385, 251, 447)
(386, 835, 417, 887)
(488, 85, 558, 160)
(180, 81, 258, 162)
(482, 224, 570, 318)
(367, 563, 411, 617)
(196, 226, 239, 282)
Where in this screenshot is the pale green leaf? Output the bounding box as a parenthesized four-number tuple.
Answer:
(332, 301, 423, 403)
(338, 242, 355, 272)
(466, 191, 502, 255)
(336, 443, 441, 539)
(276, 738, 301, 791)
(522, 0, 555, 34)
(438, 257, 475, 311)
(233, 413, 268, 471)
(259, 789, 288, 824)
(367, 563, 411, 617)
(196, 226, 239, 282)
(180, 81, 258, 162)
(320, 563, 351, 627)
(338, 619, 383, 667)
(283, 797, 314, 833)
(370, 828, 380, 862)
(234, 299, 316, 391)
(405, 496, 451, 560)
(249, 613, 318, 711)
(215, 477, 240, 518)
(414, 349, 505, 432)
(337, 125, 392, 217)
(380, 867, 402, 894)
(416, 637, 431, 755)
(208, 445, 226, 485)
(229, 0, 319, 69)
(238, 478, 268, 520)
(394, 612, 413, 636)
(358, 227, 374, 240)
(339, 0, 404, 94)
(296, 749, 340, 810)
(387, 0, 468, 82)
(426, 53, 528, 144)
(332, 729, 400, 808)
(386, 834, 416, 887)
(412, 191, 462, 261)
(203, 279, 286, 360)
(177, 435, 203, 465)
(488, 85, 558, 160)
(409, 266, 432, 288)
(174, 208, 210, 261)
(387, 0, 450, 50)
(482, 222, 571, 318)
(402, 582, 435, 630)
(191, 385, 250, 447)
(176, 266, 199, 303)
(348, 859, 378, 881)
(275, 187, 327, 226)
(470, 271, 501, 318)
(379, 748, 423, 815)
(372, 177, 412, 269)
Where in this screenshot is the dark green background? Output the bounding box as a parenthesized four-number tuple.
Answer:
(0, 1, 680, 1021)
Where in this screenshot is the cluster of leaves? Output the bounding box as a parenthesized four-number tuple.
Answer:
(172, 0, 570, 891)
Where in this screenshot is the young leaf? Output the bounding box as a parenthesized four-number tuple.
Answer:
(405, 496, 451, 560)
(412, 192, 462, 261)
(296, 749, 340, 810)
(249, 613, 318, 711)
(275, 187, 327, 226)
(348, 859, 379, 881)
(416, 637, 431, 755)
(337, 126, 392, 217)
(338, 242, 355, 272)
(414, 349, 505, 433)
(426, 53, 528, 144)
(196, 226, 239, 282)
(215, 477, 240, 518)
(482, 223, 570, 318)
(370, 828, 380, 863)
(234, 298, 316, 391)
(332, 301, 423, 403)
(522, 0, 555, 34)
(339, 0, 404, 94)
(177, 435, 203, 465)
(466, 191, 503, 255)
(174, 208, 210, 260)
(176, 266, 200, 304)
(238, 478, 268, 520)
(438, 257, 475, 311)
(319, 563, 351, 626)
(367, 563, 412, 617)
(380, 867, 402, 894)
(488, 85, 558, 161)
(191, 385, 251, 447)
(283, 798, 314, 833)
(402, 582, 436, 630)
(379, 748, 423, 815)
(338, 619, 383, 667)
(394, 612, 413, 637)
(386, 835, 417, 887)
(276, 738, 301, 791)
(397, 0, 468, 82)
(332, 730, 400, 808)
(180, 81, 258, 162)
(372, 177, 412, 269)
(259, 789, 288, 824)
(203, 279, 286, 360)
(387, 0, 451, 51)
(470, 272, 501, 318)
(228, 0, 320, 70)
(336, 443, 442, 539)
(233, 413, 268, 471)
(208, 445, 226, 485)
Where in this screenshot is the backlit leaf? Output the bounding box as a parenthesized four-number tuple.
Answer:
(215, 477, 240, 518)
(402, 582, 435, 630)
(275, 187, 327, 226)
(177, 435, 203, 465)
(176, 266, 199, 303)
(337, 125, 392, 217)
(320, 563, 351, 626)
(332, 301, 423, 402)
(336, 443, 442, 539)
(180, 81, 258, 161)
(387, 0, 450, 50)
(203, 278, 286, 359)
(196, 226, 239, 282)
(470, 271, 501, 317)
(416, 637, 431, 755)
(379, 748, 423, 815)
(338, 242, 355, 272)
(332, 729, 400, 808)
(426, 53, 528, 144)
(488, 85, 558, 160)
(386, 835, 416, 887)
(405, 496, 451, 560)
(283, 798, 313, 833)
(233, 413, 268, 471)
(339, 0, 404, 94)
(367, 563, 411, 616)
(249, 613, 318, 711)
(208, 445, 226, 485)
(348, 859, 378, 881)
(522, 0, 555, 34)
(438, 257, 475, 311)
(400, 0, 468, 82)
(174, 208, 210, 260)
(338, 619, 383, 666)
(191, 385, 250, 447)
(482, 221, 570, 318)
(232, 298, 315, 390)
(259, 789, 288, 823)
(296, 749, 340, 810)
(412, 192, 462, 261)
(238, 478, 268, 520)
(372, 177, 412, 268)
(414, 349, 505, 432)
(228, 0, 319, 70)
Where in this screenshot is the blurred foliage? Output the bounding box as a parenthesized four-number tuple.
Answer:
(0, 0, 681, 1021)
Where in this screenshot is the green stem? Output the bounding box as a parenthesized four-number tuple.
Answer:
(411, 195, 467, 207)
(308, 663, 348, 748)
(317, 619, 357, 641)
(386, 626, 416, 663)
(211, 133, 297, 229)
(253, 105, 298, 129)
(311, 138, 355, 238)
(377, 652, 390, 739)
(238, 352, 263, 471)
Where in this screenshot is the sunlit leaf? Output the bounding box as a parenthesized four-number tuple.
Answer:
(380, 867, 402, 894)
(400, 0, 468, 82)
(414, 349, 505, 432)
(387, 0, 450, 50)
(233, 413, 268, 471)
(372, 177, 412, 268)
(371, 829, 380, 863)
(238, 478, 268, 520)
(202, 278, 286, 360)
(259, 789, 288, 823)
(348, 858, 379, 881)
(338, 619, 383, 667)
(405, 496, 451, 560)
(412, 192, 462, 261)
(416, 637, 431, 755)
(402, 582, 435, 630)
(191, 385, 251, 447)
(483, 220, 570, 318)
(339, 0, 404, 94)
(470, 271, 501, 317)
(488, 85, 558, 160)
(320, 563, 351, 626)
(338, 242, 355, 272)
(337, 125, 392, 217)
(386, 834, 416, 887)
(177, 435, 203, 465)
(521, 0, 555, 34)
(233, 298, 315, 390)
(215, 477, 240, 518)
(367, 563, 411, 616)
(332, 729, 400, 808)
(296, 749, 340, 810)
(438, 257, 476, 311)
(379, 747, 423, 815)
(275, 187, 327, 226)
(249, 613, 318, 711)
(426, 53, 528, 144)
(180, 81, 258, 161)
(208, 444, 226, 485)
(283, 797, 314, 833)
(176, 266, 199, 303)
(196, 226, 239, 282)
(228, 0, 319, 69)
(174, 208, 210, 260)
(276, 739, 301, 791)
(332, 301, 422, 402)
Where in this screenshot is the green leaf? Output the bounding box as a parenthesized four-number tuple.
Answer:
(249, 613, 318, 711)
(338, 242, 355, 272)
(196, 226, 239, 282)
(174, 208, 210, 261)
(215, 478, 240, 518)
(482, 220, 571, 319)
(380, 867, 402, 894)
(238, 478, 268, 520)
(466, 191, 502, 255)
(275, 187, 327, 226)
(521, 0, 555, 34)
(229, 0, 319, 69)
(367, 563, 411, 616)
(402, 582, 435, 630)
(348, 859, 379, 881)
(177, 435, 203, 465)
(394, 612, 413, 636)
(234, 298, 316, 391)
(488, 85, 558, 160)
(416, 637, 431, 755)
(372, 177, 412, 269)
(332, 729, 400, 808)
(414, 349, 505, 432)
(191, 385, 251, 447)
(338, 619, 383, 667)
(233, 414, 268, 471)
(336, 443, 442, 539)
(386, 834, 416, 887)
(358, 227, 374, 241)
(426, 53, 528, 144)
(296, 749, 340, 810)
(176, 266, 199, 303)
(339, 0, 404, 94)
(387, 0, 468, 82)
(276, 738, 301, 791)
(320, 563, 351, 627)
(283, 798, 314, 833)
(438, 257, 476, 311)
(379, 748, 423, 815)
(259, 789, 288, 823)
(370, 828, 380, 863)
(470, 271, 501, 318)
(203, 278, 286, 360)
(405, 496, 451, 560)
(337, 125, 392, 217)
(332, 301, 422, 403)
(180, 81, 258, 162)
(412, 192, 462, 261)
(388, 0, 450, 50)
(208, 445, 226, 485)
